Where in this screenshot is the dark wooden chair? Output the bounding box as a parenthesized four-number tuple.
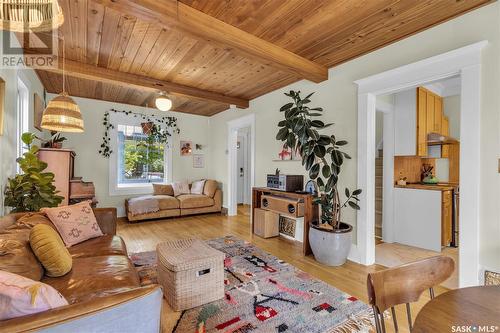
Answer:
(367, 256, 454, 333)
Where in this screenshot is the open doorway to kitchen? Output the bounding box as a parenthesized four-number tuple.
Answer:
(355, 41, 485, 288)
(374, 77, 461, 289)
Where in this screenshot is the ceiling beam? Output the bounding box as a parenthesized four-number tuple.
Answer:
(94, 0, 328, 83)
(36, 58, 249, 108)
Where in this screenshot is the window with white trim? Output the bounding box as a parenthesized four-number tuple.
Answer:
(117, 124, 166, 185)
(108, 113, 172, 196)
(16, 78, 29, 172)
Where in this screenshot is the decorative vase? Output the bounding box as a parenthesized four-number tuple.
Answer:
(309, 222, 352, 266)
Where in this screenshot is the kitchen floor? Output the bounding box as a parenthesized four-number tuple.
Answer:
(375, 242, 458, 289)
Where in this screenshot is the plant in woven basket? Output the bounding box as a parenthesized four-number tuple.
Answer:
(4, 133, 63, 212)
(276, 90, 362, 230)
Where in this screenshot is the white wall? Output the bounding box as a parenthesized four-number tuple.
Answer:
(0, 33, 46, 215)
(443, 94, 461, 139)
(45, 94, 211, 217)
(208, 3, 500, 272)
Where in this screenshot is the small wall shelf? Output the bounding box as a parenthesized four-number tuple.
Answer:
(272, 159, 301, 162)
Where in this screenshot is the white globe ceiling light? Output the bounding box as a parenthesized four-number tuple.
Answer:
(155, 92, 172, 111)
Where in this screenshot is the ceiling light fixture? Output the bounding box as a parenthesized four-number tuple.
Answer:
(41, 38, 84, 133)
(0, 0, 64, 32)
(155, 92, 172, 111)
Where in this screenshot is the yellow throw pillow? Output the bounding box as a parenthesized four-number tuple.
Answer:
(29, 224, 72, 277)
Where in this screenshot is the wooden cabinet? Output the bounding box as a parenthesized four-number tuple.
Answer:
(441, 190, 453, 246)
(416, 87, 447, 157)
(442, 116, 450, 157)
(254, 208, 279, 238)
(37, 149, 75, 206)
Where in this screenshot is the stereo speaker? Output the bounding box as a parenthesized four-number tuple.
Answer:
(260, 195, 304, 217)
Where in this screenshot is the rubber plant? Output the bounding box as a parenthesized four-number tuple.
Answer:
(276, 90, 362, 229)
(4, 133, 63, 212)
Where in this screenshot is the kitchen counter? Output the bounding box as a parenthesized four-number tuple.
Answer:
(394, 183, 456, 191)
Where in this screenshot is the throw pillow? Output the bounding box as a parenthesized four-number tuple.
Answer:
(29, 224, 72, 277)
(190, 180, 206, 195)
(172, 181, 190, 197)
(41, 201, 103, 247)
(0, 270, 68, 320)
(203, 179, 218, 198)
(153, 183, 174, 196)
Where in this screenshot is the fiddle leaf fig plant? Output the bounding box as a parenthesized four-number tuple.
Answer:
(4, 132, 64, 212)
(276, 90, 362, 229)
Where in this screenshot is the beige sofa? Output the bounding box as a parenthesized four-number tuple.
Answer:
(126, 179, 222, 222)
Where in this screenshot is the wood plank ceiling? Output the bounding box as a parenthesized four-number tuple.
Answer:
(33, 0, 492, 116)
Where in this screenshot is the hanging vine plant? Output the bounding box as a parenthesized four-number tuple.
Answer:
(99, 108, 180, 158)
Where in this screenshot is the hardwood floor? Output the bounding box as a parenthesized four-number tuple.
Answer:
(376, 242, 459, 289)
(117, 205, 448, 333)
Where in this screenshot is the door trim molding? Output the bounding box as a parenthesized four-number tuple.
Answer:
(354, 41, 486, 287)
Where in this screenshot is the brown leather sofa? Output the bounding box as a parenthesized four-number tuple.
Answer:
(0, 208, 162, 333)
(126, 179, 222, 222)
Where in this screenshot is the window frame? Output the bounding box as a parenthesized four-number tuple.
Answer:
(108, 112, 173, 196)
(16, 77, 29, 173)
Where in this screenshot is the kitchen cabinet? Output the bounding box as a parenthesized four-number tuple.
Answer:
(442, 116, 450, 157)
(442, 190, 453, 246)
(394, 186, 454, 251)
(417, 87, 446, 157)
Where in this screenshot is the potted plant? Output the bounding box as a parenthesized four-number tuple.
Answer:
(276, 90, 362, 266)
(42, 131, 67, 149)
(4, 133, 64, 212)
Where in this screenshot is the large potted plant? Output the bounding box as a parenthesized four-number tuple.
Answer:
(4, 133, 64, 212)
(276, 90, 362, 266)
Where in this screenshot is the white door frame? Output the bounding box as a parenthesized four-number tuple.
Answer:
(227, 114, 256, 216)
(355, 41, 487, 287)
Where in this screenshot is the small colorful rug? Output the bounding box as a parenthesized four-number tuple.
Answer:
(129, 236, 374, 333)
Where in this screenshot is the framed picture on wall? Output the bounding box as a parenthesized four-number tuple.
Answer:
(193, 154, 204, 168)
(180, 140, 192, 156)
(34, 93, 45, 131)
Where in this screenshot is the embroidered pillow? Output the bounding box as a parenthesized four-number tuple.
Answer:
(190, 180, 206, 195)
(41, 201, 103, 247)
(172, 181, 190, 197)
(0, 270, 68, 320)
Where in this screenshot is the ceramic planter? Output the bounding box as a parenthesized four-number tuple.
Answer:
(309, 222, 353, 266)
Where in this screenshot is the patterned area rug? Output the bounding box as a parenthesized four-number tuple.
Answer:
(129, 236, 374, 333)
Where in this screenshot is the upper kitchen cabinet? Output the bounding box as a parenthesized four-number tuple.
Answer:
(417, 87, 446, 157)
(394, 86, 449, 156)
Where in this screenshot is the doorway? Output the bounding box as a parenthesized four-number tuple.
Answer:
(355, 41, 486, 287)
(237, 127, 251, 208)
(227, 114, 255, 216)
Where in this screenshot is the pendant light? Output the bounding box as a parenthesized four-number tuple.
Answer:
(155, 92, 172, 112)
(41, 39, 84, 133)
(0, 0, 64, 32)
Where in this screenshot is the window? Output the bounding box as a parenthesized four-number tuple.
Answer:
(117, 124, 166, 185)
(108, 113, 172, 196)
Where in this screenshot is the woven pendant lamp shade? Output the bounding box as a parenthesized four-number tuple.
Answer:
(0, 0, 64, 32)
(41, 92, 84, 132)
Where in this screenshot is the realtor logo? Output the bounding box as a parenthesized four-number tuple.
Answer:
(451, 325, 500, 332)
(0, 0, 59, 69)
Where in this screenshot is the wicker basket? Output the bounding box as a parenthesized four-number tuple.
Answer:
(156, 239, 225, 311)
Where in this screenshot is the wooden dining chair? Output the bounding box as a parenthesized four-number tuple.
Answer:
(367, 256, 454, 333)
